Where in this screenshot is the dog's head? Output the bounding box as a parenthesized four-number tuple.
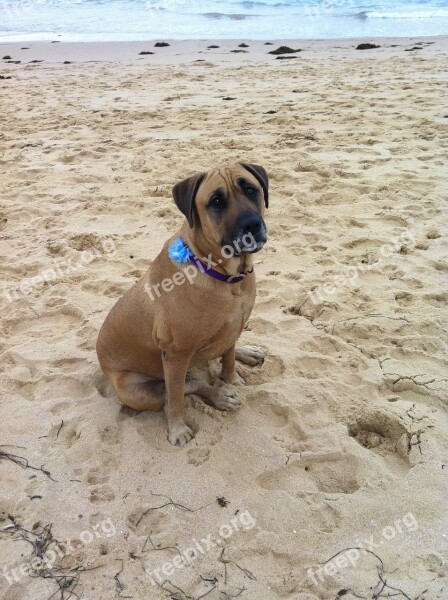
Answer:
(172, 163, 269, 256)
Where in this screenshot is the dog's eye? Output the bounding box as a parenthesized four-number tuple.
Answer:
(244, 185, 259, 202)
(209, 195, 224, 207)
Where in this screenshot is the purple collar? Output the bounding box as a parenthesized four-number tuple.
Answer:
(190, 254, 252, 284)
(169, 237, 252, 284)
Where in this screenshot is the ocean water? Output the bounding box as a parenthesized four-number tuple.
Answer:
(1, 0, 448, 41)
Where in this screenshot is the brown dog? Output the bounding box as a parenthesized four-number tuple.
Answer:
(96, 163, 269, 445)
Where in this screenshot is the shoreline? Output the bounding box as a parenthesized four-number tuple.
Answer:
(1, 26, 447, 600)
(0, 35, 447, 65)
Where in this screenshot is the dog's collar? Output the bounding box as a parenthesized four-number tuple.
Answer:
(168, 237, 253, 284)
(190, 254, 252, 284)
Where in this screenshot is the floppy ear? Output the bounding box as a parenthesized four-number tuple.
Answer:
(239, 163, 269, 208)
(172, 172, 206, 228)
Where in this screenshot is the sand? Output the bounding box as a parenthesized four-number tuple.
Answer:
(0, 37, 447, 600)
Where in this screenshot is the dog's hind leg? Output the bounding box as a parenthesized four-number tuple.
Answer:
(106, 370, 165, 411)
(104, 371, 239, 445)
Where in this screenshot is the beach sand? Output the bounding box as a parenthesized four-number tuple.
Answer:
(0, 37, 447, 599)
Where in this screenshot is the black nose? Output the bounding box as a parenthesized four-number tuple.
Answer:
(240, 214, 262, 236)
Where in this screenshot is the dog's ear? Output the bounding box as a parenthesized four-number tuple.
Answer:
(172, 172, 206, 228)
(239, 163, 269, 208)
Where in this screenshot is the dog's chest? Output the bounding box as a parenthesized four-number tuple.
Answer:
(195, 292, 253, 360)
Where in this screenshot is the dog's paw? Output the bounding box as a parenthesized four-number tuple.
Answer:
(168, 422, 194, 447)
(236, 345, 264, 366)
(212, 388, 241, 411)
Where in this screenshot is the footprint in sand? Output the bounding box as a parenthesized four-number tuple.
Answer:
(423, 291, 448, 306)
(99, 425, 122, 445)
(127, 505, 182, 542)
(81, 280, 129, 298)
(256, 453, 361, 496)
(237, 352, 284, 386)
(394, 290, 414, 305)
(86, 467, 111, 485)
(245, 389, 290, 429)
(5, 310, 82, 337)
(187, 446, 210, 466)
(45, 295, 69, 309)
(348, 410, 411, 471)
(43, 377, 97, 414)
(89, 486, 116, 504)
(341, 236, 384, 249)
(49, 419, 81, 448)
(24, 477, 46, 503)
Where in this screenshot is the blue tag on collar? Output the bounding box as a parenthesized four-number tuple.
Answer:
(168, 237, 192, 264)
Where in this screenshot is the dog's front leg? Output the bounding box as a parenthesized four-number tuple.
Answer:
(220, 345, 244, 386)
(163, 351, 193, 446)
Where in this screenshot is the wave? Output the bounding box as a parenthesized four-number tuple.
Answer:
(358, 9, 448, 19)
(203, 12, 255, 20)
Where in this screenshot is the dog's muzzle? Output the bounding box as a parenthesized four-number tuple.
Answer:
(224, 214, 268, 256)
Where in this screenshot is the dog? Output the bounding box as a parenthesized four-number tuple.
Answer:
(96, 163, 269, 446)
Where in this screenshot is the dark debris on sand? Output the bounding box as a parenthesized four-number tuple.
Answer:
(154, 42, 170, 47)
(356, 43, 381, 50)
(3, 515, 103, 600)
(0, 449, 56, 481)
(139, 51, 154, 55)
(269, 46, 301, 55)
(207, 45, 220, 48)
(238, 43, 249, 47)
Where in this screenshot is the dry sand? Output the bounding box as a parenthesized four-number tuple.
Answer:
(0, 38, 447, 600)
